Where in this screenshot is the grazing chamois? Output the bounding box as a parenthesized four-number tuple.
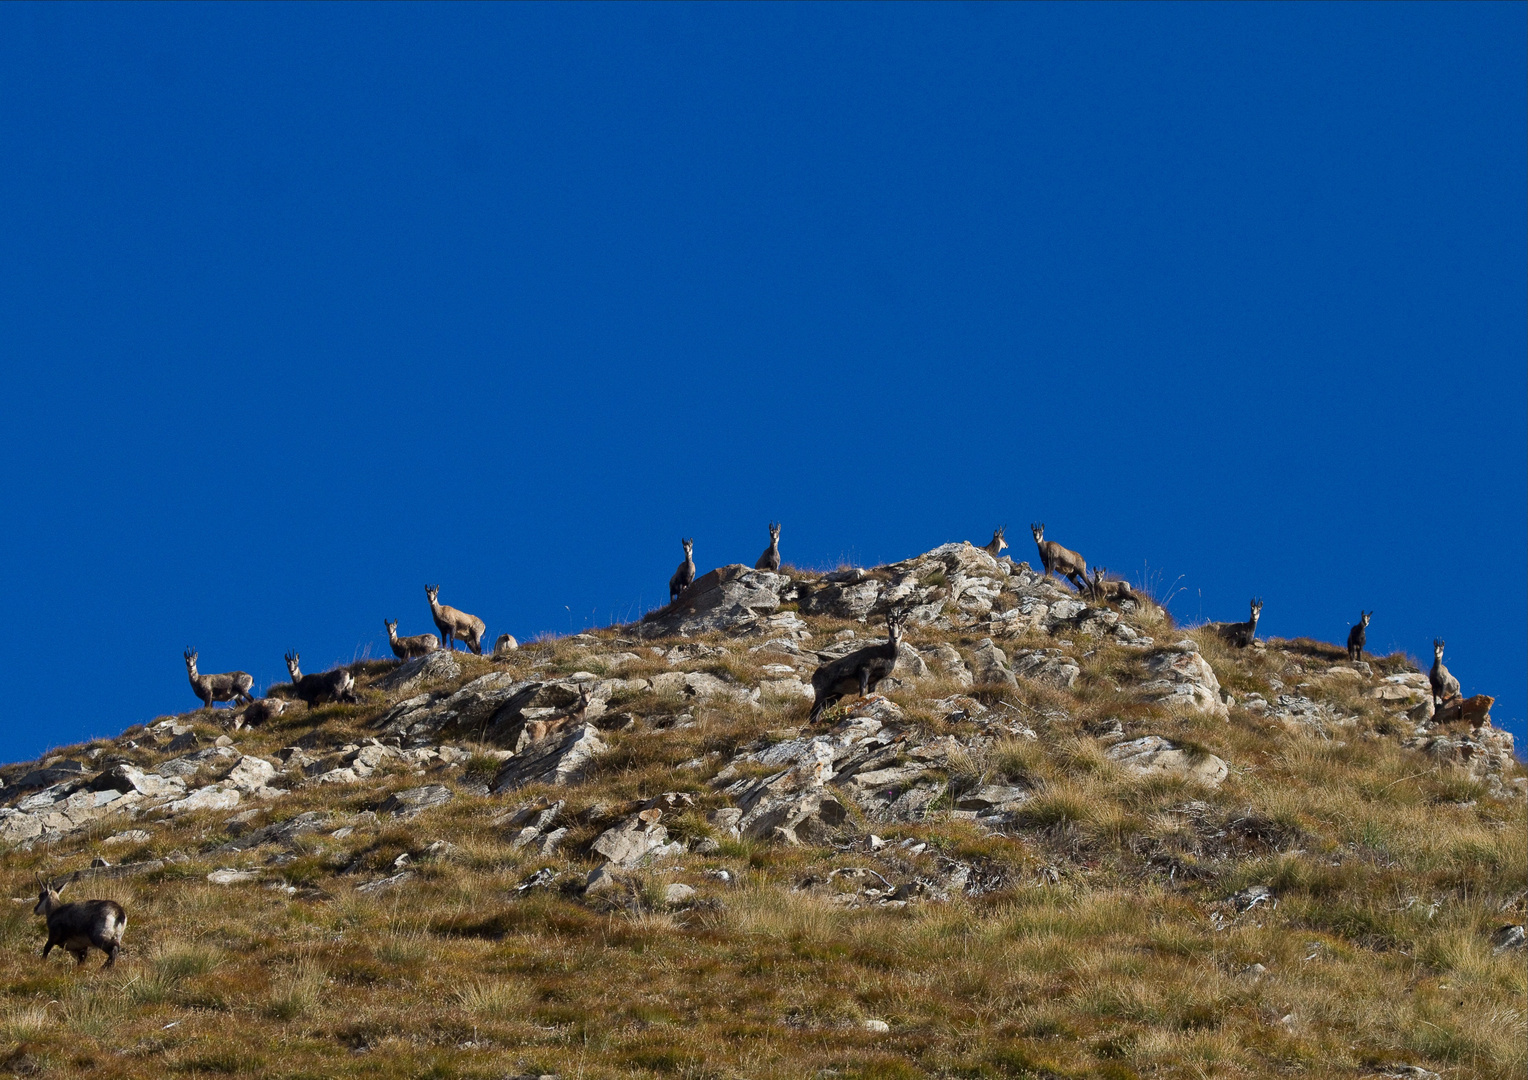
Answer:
(283, 652, 359, 707)
(1030, 523, 1089, 589)
(755, 523, 782, 572)
(669, 538, 696, 603)
(1218, 599, 1263, 648)
(183, 649, 254, 710)
(1430, 639, 1461, 713)
(1088, 566, 1135, 603)
(385, 619, 439, 660)
(34, 874, 126, 969)
(808, 609, 905, 724)
(426, 585, 486, 654)
(983, 526, 1008, 559)
(494, 633, 519, 654)
(1346, 611, 1371, 661)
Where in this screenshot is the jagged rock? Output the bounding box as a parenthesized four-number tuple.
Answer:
(925, 643, 974, 687)
(590, 815, 671, 868)
(378, 784, 453, 816)
(970, 639, 1018, 687)
(356, 870, 414, 895)
(491, 725, 607, 792)
(1403, 725, 1516, 780)
(665, 642, 728, 666)
(800, 578, 883, 620)
(1008, 648, 1080, 689)
(0, 808, 42, 844)
(639, 565, 787, 637)
(89, 764, 186, 799)
(1140, 640, 1228, 719)
(376, 650, 462, 693)
(215, 810, 330, 853)
(1489, 924, 1525, 954)
(1106, 736, 1228, 788)
(954, 784, 1029, 811)
(10, 760, 87, 794)
(223, 755, 280, 794)
(161, 784, 242, 816)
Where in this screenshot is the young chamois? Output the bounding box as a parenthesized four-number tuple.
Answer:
(1429, 639, 1461, 713)
(283, 652, 359, 707)
(183, 649, 254, 710)
(385, 619, 439, 660)
(983, 526, 1008, 559)
(1346, 611, 1372, 661)
(1218, 599, 1263, 648)
(1030, 523, 1089, 590)
(34, 874, 126, 968)
(1088, 566, 1135, 603)
(426, 585, 485, 654)
(808, 609, 905, 724)
(669, 538, 696, 603)
(755, 523, 782, 572)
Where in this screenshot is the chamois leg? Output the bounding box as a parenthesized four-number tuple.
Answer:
(41, 938, 55, 960)
(858, 668, 871, 697)
(71, 948, 88, 966)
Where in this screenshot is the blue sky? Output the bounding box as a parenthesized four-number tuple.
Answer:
(1, 3, 1522, 763)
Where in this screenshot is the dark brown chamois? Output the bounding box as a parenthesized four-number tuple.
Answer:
(1218, 598, 1263, 648)
(755, 523, 781, 572)
(183, 649, 254, 710)
(983, 526, 1008, 559)
(34, 874, 126, 969)
(1346, 611, 1371, 661)
(283, 652, 359, 708)
(808, 609, 905, 724)
(669, 538, 696, 603)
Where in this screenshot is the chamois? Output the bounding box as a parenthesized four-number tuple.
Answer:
(669, 538, 696, 603)
(283, 652, 359, 707)
(34, 874, 126, 968)
(1030, 523, 1089, 590)
(808, 609, 905, 724)
(1430, 639, 1461, 713)
(426, 584, 486, 655)
(1346, 611, 1371, 661)
(755, 523, 782, 572)
(385, 619, 439, 660)
(1219, 599, 1263, 648)
(983, 526, 1008, 559)
(183, 649, 254, 710)
(1088, 566, 1135, 603)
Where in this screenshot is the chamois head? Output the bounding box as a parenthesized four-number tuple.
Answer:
(33, 873, 62, 917)
(768, 523, 780, 544)
(989, 526, 1007, 554)
(681, 538, 693, 558)
(1249, 599, 1263, 622)
(284, 651, 301, 680)
(384, 619, 398, 637)
(1030, 523, 1045, 543)
(1357, 611, 1371, 629)
(183, 648, 198, 672)
(425, 584, 440, 604)
(1434, 638, 1445, 658)
(884, 607, 907, 645)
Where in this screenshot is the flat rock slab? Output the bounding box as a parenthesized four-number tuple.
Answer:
(492, 725, 607, 792)
(378, 784, 453, 816)
(1106, 735, 1228, 788)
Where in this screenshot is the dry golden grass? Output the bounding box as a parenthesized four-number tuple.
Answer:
(0, 609, 1522, 1079)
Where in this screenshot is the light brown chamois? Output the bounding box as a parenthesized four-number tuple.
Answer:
(1030, 523, 1089, 590)
(1088, 566, 1135, 603)
(809, 609, 905, 724)
(426, 584, 485, 654)
(183, 649, 254, 710)
(1218, 598, 1263, 648)
(34, 874, 126, 969)
(1430, 639, 1461, 713)
(385, 619, 439, 660)
(669, 538, 696, 603)
(755, 523, 782, 572)
(983, 526, 1008, 559)
(283, 652, 360, 707)
(1346, 611, 1371, 661)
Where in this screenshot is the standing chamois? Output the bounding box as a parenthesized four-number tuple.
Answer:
(1429, 639, 1461, 714)
(34, 874, 126, 969)
(1346, 611, 1371, 661)
(183, 649, 254, 710)
(426, 584, 485, 654)
(1030, 523, 1089, 590)
(983, 526, 1008, 559)
(808, 609, 905, 724)
(283, 652, 360, 707)
(385, 619, 439, 660)
(755, 523, 782, 572)
(669, 538, 696, 603)
(1218, 599, 1264, 648)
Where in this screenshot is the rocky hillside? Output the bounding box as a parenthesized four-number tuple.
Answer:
(0, 542, 1522, 1080)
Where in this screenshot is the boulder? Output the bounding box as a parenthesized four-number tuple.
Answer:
(639, 565, 787, 637)
(970, 640, 1018, 687)
(161, 784, 242, 816)
(590, 815, 671, 868)
(1106, 736, 1228, 788)
(926, 643, 974, 687)
(1140, 640, 1229, 719)
(376, 650, 462, 693)
(223, 756, 280, 794)
(491, 725, 607, 793)
(1008, 649, 1081, 689)
(0, 808, 42, 845)
(88, 764, 186, 799)
(378, 784, 453, 816)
